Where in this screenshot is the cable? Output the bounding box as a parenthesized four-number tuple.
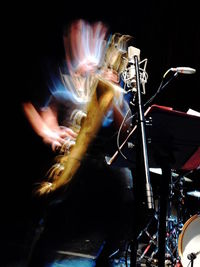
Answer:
(116, 108, 135, 162)
(144, 71, 178, 108)
(113, 67, 179, 165)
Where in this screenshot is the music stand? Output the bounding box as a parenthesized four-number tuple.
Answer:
(107, 104, 200, 267)
(144, 105, 200, 266)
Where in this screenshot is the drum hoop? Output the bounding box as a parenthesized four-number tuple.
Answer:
(178, 214, 199, 257)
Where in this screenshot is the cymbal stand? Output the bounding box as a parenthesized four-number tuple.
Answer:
(136, 212, 158, 266)
(136, 171, 185, 266)
(164, 172, 185, 265)
(165, 173, 178, 263)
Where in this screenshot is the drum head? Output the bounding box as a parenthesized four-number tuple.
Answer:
(178, 214, 200, 267)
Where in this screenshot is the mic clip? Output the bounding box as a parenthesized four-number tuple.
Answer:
(187, 252, 197, 261)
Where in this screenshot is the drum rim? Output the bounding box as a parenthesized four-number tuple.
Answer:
(178, 213, 199, 257)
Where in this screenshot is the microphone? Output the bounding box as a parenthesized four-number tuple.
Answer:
(122, 46, 142, 91)
(127, 46, 141, 81)
(128, 46, 141, 62)
(170, 67, 196, 74)
(125, 46, 148, 94)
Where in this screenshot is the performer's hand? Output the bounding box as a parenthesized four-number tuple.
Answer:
(42, 126, 77, 152)
(100, 68, 119, 84)
(23, 102, 77, 152)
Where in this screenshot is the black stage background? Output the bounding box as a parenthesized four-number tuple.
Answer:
(2, 1, 200, 266)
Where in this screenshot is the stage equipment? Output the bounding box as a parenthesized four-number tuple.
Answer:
(126, 46, 154, 210)
(178, 214, 200, 267)
(143, 66, 195, 111)
(107, 103, 200, 267)
(136, 170, 192, 266)
(165, 67, 196, 75)
(187, 190, 200, 198)
(119, 46, 154, 267)
(121, 46, 148, 94)
(106, 60, 197, 267)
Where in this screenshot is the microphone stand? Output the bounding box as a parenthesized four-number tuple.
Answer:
(130, 55, 154, 267)
(187, 251, 200, 267)
(187, 253, 197, 267)
(134, 55, 154, 211)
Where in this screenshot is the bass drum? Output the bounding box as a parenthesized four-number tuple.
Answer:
(178, 214, 200, 267)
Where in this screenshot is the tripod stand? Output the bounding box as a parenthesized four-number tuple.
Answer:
(136, 171, 187, 267)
